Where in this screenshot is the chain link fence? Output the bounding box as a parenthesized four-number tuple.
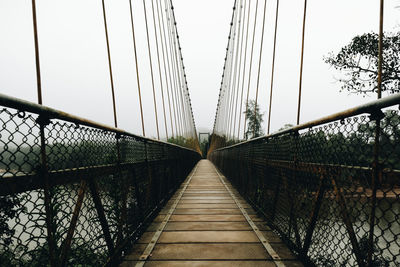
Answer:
(0, 94, 200, 266)
(210, 94, 400, 267)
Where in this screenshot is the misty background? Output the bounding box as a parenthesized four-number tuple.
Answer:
(0, 0, 399, 140)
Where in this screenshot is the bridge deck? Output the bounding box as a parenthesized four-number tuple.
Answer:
(121, 160, 303, 267)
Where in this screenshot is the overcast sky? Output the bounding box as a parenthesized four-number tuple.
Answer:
(0, 0, 399, 139)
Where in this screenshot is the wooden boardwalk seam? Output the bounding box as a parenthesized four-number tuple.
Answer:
(121, 160, 304, 267)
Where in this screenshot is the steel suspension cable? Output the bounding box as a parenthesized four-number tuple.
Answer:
(101, 0, 118, 128)
(212, 1, 237, 137)
(142, 0, 160, 139)
(164, 0, 197, 142)
(178, 55, 195, 140)
(128, 0, 145, 136)
(172, 10, 192, 140)
(168, 1, 198, 147)
(228, 0, 244, 140)
(220, 4, 237, 136)
(156, 0, 175, 137)
(32, 0, 42, 105)
(159, 0, 179, 138)
(223, 39, 236, 136)
(165, 0, 183, 137)
(169, 12, 190, 139)
(219, 36, 235, 135)
(253, 0, 268, 137)
(237, 0, 252, 139)
(170, 37, 185, 139)
(171, 26, 189, 139)
(223, 42, 235, 137)
(243, 0, 259, 138)
(168, 10, 185, 138)
(267, 0, 279, 134)
(377, 0, 384, 100)
(220, 48, 231, 135)
(232, 0, 248, 140)
(150, 0, 168, 139)
(225, 2, 240, 137)
(296, 0, 307, 125)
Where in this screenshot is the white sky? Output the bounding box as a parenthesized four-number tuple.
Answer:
(0, 0, 399, 139)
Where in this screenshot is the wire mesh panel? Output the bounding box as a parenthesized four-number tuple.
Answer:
(0, 97, 200, 266)
(210, 95, 400, 267)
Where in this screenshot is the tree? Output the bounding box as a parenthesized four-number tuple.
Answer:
(278, 123, 294, 132)
(199, 139, 209, 158)
(324, 31, 400, 95)
(244, 100, 264, 140)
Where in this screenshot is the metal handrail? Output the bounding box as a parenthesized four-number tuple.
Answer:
(214, 93, 400, 151)
(0, 93, 198, 153)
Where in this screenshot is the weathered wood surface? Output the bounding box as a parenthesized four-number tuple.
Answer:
(121, 160, 303, 267)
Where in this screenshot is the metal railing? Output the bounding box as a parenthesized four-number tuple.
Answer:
(0, 93, 200, 266)
(210, 93, 400, 267)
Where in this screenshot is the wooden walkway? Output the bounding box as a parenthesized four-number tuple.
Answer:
(121, 160, 303, 267)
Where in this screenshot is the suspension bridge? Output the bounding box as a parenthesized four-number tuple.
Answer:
(1, 0, 399, 266)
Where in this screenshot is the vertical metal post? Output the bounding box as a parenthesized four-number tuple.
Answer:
(289, 130, 302, 247)
(368, 2, 384, 265)
(39, 119, 57, 267)
(115, 134, 126, 248)
(144, 141, 155, 207)
(31, 2, 56, 265)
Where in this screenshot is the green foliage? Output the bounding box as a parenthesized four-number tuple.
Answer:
(358, 234, 390, 267)
(324, 31, 400, 95)
(167, 136, 197, 150)
(0, 141, 118, 174)
(199, 139, 209, 158)
(244, 100, 264, 140)
(0, 196, 25, 247)
(167, 136, 186, 146)
(278, 123, 294, 132)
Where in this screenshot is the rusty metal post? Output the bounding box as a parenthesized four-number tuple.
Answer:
(368, 110, 384, 266)
(38, 117, 58, 267)
(31, 1, 57, 265)
(331, 175, 365, 267)
(115, 134, 127, 249)
(144, 141, 155, 207)
(88, 179, 115, 256)
(161, 144, 169, 197)
(60, 180, 87, 266)
(368, 1, 384, 265)
(302, 170, 326, 257)
(290, 130, 302, 247)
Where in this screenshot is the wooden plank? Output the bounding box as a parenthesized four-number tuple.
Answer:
(122, 160, 303, 267)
